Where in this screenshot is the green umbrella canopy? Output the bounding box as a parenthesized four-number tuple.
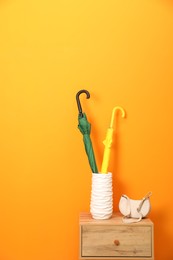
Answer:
(78, 113, 98, 173)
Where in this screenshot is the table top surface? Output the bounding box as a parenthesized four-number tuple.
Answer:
(79, 212, 153, 226)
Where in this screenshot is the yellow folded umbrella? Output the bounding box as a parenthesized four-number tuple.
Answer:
(100, 106, 125, 174)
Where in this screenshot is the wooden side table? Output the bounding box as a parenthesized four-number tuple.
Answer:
(79, 212, 154, 260)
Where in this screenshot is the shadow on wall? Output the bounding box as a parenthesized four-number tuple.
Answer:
(109, 111, 127, 211)
(165, 0, 173, 5)
(151, 209, 173, 260)
(0, 0, 10, 5)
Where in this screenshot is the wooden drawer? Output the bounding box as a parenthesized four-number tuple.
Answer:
(81, 225, 151, 257)
(79, 212, 154, 260)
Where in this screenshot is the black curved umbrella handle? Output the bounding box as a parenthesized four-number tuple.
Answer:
(76, 90, 90, 117)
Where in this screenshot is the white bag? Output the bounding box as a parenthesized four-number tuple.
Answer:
(119, 192, 152, 223)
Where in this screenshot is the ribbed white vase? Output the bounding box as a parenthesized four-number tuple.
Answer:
(90, 172, 113, 219)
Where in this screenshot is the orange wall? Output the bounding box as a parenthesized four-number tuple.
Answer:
(0, 0, 173, 259)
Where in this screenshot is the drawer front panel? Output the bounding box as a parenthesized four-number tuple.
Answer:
(81, 225, 152, 257)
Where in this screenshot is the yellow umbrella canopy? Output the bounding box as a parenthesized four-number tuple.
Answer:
(100, 106, 125, 174)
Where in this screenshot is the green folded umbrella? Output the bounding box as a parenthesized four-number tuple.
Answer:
(76, 89, 98, 173)
(78, 113, 98, 173)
